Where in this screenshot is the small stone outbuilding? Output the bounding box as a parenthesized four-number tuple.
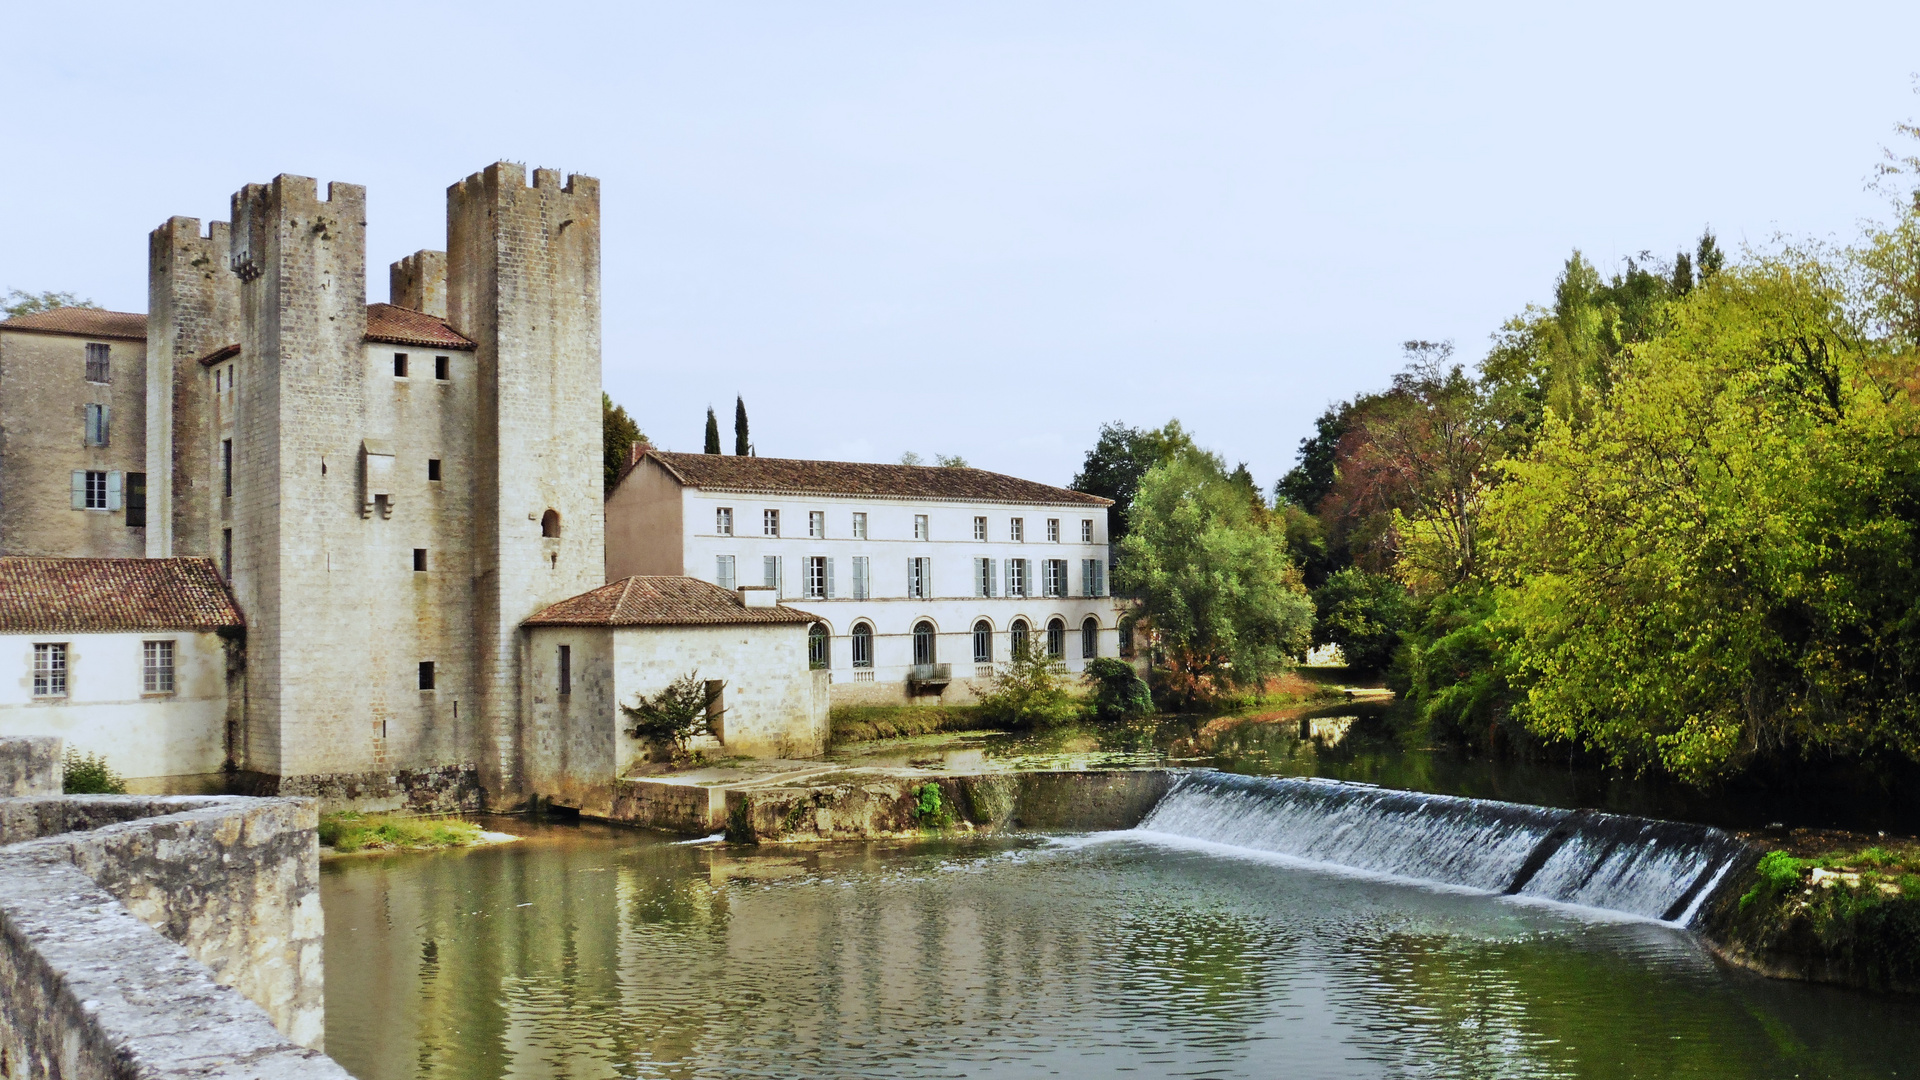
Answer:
(521, 576, 828, 815)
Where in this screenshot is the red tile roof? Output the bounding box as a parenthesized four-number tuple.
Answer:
(0, 558, 243, 633)
(365, 303, 475, 349)
(641, 450, 1111, 507)
(196, 343, 241, 367)
(524, 576, 819, 628)
(0, 308, 146, 341)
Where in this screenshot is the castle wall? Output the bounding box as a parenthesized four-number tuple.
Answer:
(146, 217, 239, 559)
(447, 164, 604, 801)
(390, 250, 448, 319)
(0, 330, 147, 557)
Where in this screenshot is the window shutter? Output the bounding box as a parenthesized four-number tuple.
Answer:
(990, 558, 998, 597)
(1095, 560, 1105, 597)
(71, 471, 86, 509)
(908, 557, 916, 598)
(777, 555, 784, 597)
(107, 471, 122, 511)
(924, 558, 932, 598)
(827, 557, 836, 599)
(101, 405, 110, 445)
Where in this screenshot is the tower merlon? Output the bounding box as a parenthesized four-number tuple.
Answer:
(391, 250, 449, 318)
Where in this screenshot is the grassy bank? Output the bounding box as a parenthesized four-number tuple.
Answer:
(319, 811, 488, 853)
(829, 705, 998, 745)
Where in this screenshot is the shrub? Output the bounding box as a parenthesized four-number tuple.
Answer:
(622, 670, 724, 749)
(1085, 658, 1152, 723)
(974, 646, 1081, 728)
(62, 750, 126, 794)
(912, 782, 953, 828)
(320, 811, 484, 853)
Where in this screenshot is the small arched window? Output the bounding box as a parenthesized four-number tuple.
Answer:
(808, 623, 829, 670)
(851, 623, 873, 668)
(540, 509, 561, 538)
(912, 620, 937, 666)
(1082, 617, 1100, 659)
(1046, 617, 1066, 659)
(972, 619, 993, 663)
(1010, 618, 1030, 659)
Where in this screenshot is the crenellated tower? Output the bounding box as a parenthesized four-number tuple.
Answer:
(146, 216, 240, 558)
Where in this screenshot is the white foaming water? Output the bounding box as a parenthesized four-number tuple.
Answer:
(1137, 772, 1752, 925)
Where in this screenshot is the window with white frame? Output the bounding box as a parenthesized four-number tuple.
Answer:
(763, 509, 780, 536)
(85, 343, 110, 383)
(975, 557, 995, 597)
(1047, 518, 1060, 542)
(763, 555, 782, 593)
(75, 470, 110, 510)
(1006, 558, 1027, 597)
(807, 555, 828, 599)
(973, 516, 987, 540)
(84, 403, 110, 447)
(809, 511, 825, 538)
(852, 512, 867, 539)
(716, 554, 736, 590)
(852, 556, 870, 600)
(144, 640, 175, 694)
(973, 620, 993, 663)
(1081, 518, 1094, 542)
(1046, 618, 1066, 659)
(909, 556, 931, 599)
(32, 643, 67, 697)
(1082, 617, 1100, 659)
(1043, 559, 1065, 597)
(1010, 517, 1024, 542)
(851, 622, 873, 667)
(716, 507, 733, 535)
(914, 514, 928, 540)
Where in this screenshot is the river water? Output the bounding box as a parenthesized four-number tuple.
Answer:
(323, 818, 1920, 1080)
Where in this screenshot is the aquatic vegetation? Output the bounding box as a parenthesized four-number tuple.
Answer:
(319, 811, 485, 853)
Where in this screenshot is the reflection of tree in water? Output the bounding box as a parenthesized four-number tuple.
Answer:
(1096, 900, 1293, 1044)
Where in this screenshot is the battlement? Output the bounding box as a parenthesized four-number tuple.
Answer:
(229, 176, 367, 283)
(149, 216, 232, 270)
(449, 162, 599, 209)
(390, 250, 448, 318)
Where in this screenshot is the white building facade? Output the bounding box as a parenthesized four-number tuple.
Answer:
(606, 451, 1122, 705)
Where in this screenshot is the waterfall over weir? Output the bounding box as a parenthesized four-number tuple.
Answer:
(1136, 772, 1756, 925)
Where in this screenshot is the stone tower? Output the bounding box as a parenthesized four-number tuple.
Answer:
(146, 217, 241, 559)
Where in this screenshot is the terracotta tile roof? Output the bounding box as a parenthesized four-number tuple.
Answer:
(364, 303, 475, 349)
(196, 343, 241, 367)
(524, 576, 820, 628)
(0, 558, 243, 633)
(0, 308, 146, 341)
(642, 450, 1111, 507)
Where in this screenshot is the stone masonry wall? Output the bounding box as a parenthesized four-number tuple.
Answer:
(146, 216, 240, 560)
(0, 738, 58, 798)
(0, 329, 147, 559)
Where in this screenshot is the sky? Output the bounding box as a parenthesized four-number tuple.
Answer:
(4, 2, 1919, 492)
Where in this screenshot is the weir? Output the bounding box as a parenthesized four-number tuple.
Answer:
(1136, 771, 1756, 925)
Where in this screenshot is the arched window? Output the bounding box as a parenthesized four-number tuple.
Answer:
(540, 509, 561, 538)
(808, 623, 830, 670)
(1082, 616, 1100, 659)
(851, 623, 873, 668)
(913, 620, 937, 665)
(1010, 618, 1030, 659)
(1046, 617, 1066, 659)
(972, 619, 993, 663)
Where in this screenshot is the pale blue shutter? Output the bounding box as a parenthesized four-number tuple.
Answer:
(908, 557, 916, 598)
(1095, 560, 1105, 596)
(925, 558, 932, 599)
(101, 405, 110, 447)
(827, 557, 836, 599)
(106, 471, 122, 511)
(71, 471, 86, 509)
(988, 558, 997, 597)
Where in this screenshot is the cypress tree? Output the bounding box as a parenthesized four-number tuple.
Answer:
(704, 406, 722, 454)
(734, 396, 751, 456)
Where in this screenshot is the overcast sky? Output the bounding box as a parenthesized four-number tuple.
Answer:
(4, 2, 1918, 490)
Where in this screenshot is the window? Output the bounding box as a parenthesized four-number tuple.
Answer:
(32, 643, 68, 697)
(807, 555, 828, 599)
(427, 459, 442, 481)
(851, 623, 873, 668)
(716, 507, 733, 535)
(558, 645, 571, 695)
(434, 355, 450, 380)
(1047, 617, 1066, 659)
(1082, 617, 1100, 659)
(914, 514, 929, 540)
(1010, 517, 1024, 541)
(973, 516, 987, 540)
(125, 472, 146, 528)
(81, 470, 109, 510)
(908, 557, 931, 599)
(1010, 619, 1030, 659)
(1082, 559, 1106, 598)
(1082, 519, 1094, 543)
(716, 554, 736, 590)
(84, 403, 109, 446)
(541, 509, 561, 538)
(809, 511, 826, 538)
(851, 556, 870, 600)
(1043, 559, 1064, 598)
(413, 548, 428, 572)
(418, 661, 436, 690)
(852, 512, 868, 539)
(222, 528, 232, 578)
(85, 342, 110, 383)
(912, 620, 937, 665)
(1047, 518, 1060, 542)
(1006, 558, 1027, 597)
(143, 640, 175, 694)
(222, 439, 233, 498)
(808, 624, 829, 670)
(393, 353, 409, 377)
(764, 555, 782, 593)
(975, 557, 995, 598)
(763, 509, 780, 537)
(973, 619, 993, 663)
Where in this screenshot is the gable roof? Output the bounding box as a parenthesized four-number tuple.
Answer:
(0, 308, 146, 341)
(640, 450, 1111, 507)
(0, 558, 243, 634)
(524, 576, 819, 628)
(365, 304, 475, 349)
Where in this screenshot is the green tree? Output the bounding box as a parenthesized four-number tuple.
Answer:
(934, 453, 969, 468)
(603, 393, 646, 495)
(622, 671, 725, 749)
(974, 644, 1081, 728)
(734, 395, 751, 455)
(4, 289, 97, 319)
(1084, 657, 1152, 722)
(1070, 420, 1198, 543)
(704, 406, 722, 454)
(1117, 446, 1314, 702)
(1311, 567, 1411, 674)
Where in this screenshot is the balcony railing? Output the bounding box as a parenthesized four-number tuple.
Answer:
(909, 663, 951, 687)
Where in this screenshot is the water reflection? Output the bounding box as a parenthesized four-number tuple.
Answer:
(325, 821, 1920, 1080)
